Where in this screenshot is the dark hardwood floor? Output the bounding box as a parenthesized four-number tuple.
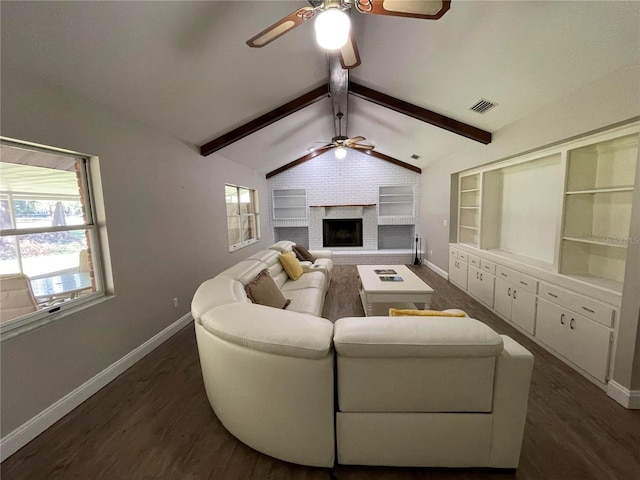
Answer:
(3, 265, 639, 479)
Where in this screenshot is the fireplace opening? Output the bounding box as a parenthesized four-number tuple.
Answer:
(323, 218, 363, 247)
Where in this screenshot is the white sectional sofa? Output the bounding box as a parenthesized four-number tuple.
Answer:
(191, 242, 534, 469)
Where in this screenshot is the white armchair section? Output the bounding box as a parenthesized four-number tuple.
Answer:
(333, 316, 534, 468)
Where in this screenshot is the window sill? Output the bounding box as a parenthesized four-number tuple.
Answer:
(0, 293, 115, 342)
(228, 238, 260, 253)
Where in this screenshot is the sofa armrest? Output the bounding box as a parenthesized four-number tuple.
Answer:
(310, 250, 332, 260)
(489, 335, 534, 468)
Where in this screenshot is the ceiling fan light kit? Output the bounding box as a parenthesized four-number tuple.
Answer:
(314, 8, 351, 50)
(334, 146, 348, 159)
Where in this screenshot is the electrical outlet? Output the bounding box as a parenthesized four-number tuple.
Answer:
(443, 219, 448, 227)
(173, 297, 179, 308)
(429, 250, 433, 257)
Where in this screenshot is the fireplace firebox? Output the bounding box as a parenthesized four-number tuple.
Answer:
(323, 218, 363, 247)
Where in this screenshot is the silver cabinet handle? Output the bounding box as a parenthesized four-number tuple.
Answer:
(476, 271, 479, 279)
(480, 273, 483, 281)
(582, 306, 595, 314)
(570, 318, 575, 330)
(513, 290, 517, 299)
(560, 313, 565, 325)
(501, 272, 508, 277)
(508, 287, 511, 297)
(520, 281, 528, 286)
(548, 292, 558, 298)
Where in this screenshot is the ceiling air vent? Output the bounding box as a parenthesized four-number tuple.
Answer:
(470, 98, 497, 114)
(411, 154, 420, 160)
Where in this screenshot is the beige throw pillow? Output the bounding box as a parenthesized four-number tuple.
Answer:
(245, 269, 290, 309)
(278, 252, 303, 280)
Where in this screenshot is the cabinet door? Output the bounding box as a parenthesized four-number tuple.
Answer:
(535, 298, 568, 355)
(512, 288, 537, 335)
(494, 278, 513, 320)
(566, 313, 611, 383)
(468, 266, 494, 307)
(449, 259, 468, 290)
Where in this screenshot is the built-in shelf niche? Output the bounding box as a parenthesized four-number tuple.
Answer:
(378, 185, 414, 216)
(458, 173, 481, 247)
(272, 188, 307, 220)
(559, 132, 638, 289)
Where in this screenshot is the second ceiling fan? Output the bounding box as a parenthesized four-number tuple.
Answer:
(246, 0, 451, 69)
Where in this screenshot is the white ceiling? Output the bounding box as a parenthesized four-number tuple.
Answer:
(2, 1, 639, 174)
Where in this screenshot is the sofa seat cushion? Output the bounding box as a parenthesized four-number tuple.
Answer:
(334, 316, 503, 358)
(191, 276, 249, 322)
(283, 287, 326, 317)
(201, 303, 333, 359)
(281, 271, 326, 291)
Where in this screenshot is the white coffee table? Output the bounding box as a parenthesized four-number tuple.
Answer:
(357, 265, 435, 316)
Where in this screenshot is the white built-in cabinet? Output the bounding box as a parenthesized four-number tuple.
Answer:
(449, 122, 638, 388)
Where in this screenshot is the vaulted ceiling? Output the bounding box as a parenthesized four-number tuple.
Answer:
(2, 1, 639, 175)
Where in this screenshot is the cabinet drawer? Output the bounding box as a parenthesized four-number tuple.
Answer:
(449, 247, 458, 258)
(480, 259, 496, 275)
(458, 251, 468, 262)
(539, 283, 614, 328)
(467, 254, 481, 268)
(495, 266, 538, 294)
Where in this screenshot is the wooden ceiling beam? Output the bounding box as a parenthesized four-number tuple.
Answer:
(266, 147, 421, 179)
(349, 82, 492, 145)
(366, 150, 422, 174)
(200, 84, 329, 156)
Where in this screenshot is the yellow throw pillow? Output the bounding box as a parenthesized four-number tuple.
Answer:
(278, 252, 303, 281)
(389, 308, 468, 317)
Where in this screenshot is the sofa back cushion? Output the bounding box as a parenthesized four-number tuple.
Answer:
(268, 241, 295, 253)
(218, 259, 268, 285)
(191, 276, 249, 322)
(334, 316, 503, 413)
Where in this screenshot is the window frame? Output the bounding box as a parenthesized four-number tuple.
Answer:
(0, 137, 109, 338)
(225, 184, 260, 252)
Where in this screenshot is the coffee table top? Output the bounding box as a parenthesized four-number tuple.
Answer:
(357, 265, 434, 294)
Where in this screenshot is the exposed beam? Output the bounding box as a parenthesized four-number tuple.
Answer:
(366, 150, 422, 174)
(200, 84, 329, 156)
(349, 82, 492, 145)
(265, 148, 330, 179)
(265, 147, 421, 179)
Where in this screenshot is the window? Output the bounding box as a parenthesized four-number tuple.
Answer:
(0, 139, 107, 335)
(225, 184, 260, 251)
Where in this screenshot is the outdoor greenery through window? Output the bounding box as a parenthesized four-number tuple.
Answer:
(225, 184, 259, 251)
(0, 140, 104, 333)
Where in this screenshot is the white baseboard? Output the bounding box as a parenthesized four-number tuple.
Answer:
(0, 313, 193, 462)
(426, 261, 448, 280)
(607, 380, 640, 409)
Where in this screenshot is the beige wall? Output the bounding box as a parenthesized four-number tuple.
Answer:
(0, 67, 271, 436)
(418, 64, 640, 392)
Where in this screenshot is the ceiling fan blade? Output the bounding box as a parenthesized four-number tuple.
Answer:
(311, 144, 335, 153)
(246, 7, 316, 48)
(339, 31, 361, 69)
(355, 0, 451, 20)
(350, 143, 375, 150)
(346, 136, 366, 144)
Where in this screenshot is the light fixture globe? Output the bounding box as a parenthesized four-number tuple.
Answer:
(335, 146, 347, 159)
(314, 9, 350, 50)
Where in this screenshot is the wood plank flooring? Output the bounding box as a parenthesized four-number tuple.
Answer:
(3, 265, 640, 479)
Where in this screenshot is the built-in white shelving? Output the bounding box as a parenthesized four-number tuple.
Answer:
(378, 185, 414, 217)
(272, 188, 307, 220)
